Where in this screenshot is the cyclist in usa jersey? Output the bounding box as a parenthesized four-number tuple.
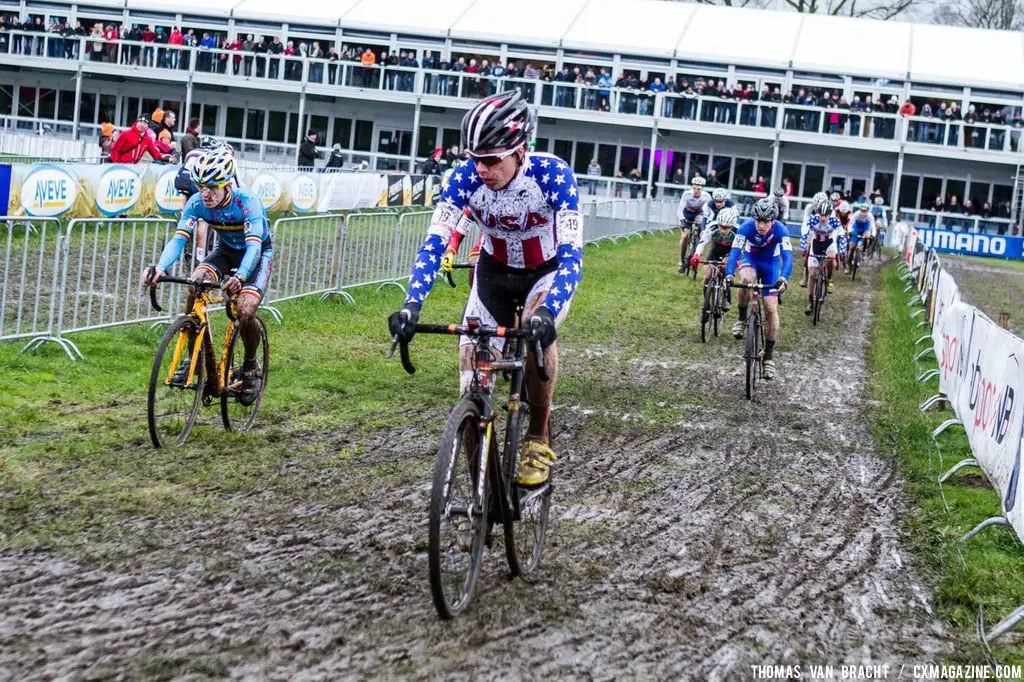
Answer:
(144, 148, 273, 404)
(801, 194, 843, 314)
(725, 198, 792, 380)
(389, 90, 582, 487)
(677, 176, 711, 272)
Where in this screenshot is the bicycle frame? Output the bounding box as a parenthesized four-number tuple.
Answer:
(152, 277, 239, 398)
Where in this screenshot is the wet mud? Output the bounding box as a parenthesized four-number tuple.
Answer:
(0, 258, 954, 680)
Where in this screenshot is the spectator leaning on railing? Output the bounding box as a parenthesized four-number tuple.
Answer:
(110, 117, 172, 163)
(298, 129, 322, 169)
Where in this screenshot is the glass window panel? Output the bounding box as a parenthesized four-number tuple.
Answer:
(309, 114, 328, 139)
(921, 176, 942, 208)
(225, 106, 244, 139)
(898, 175, 920, 210)
(18, 87, 36, 118)
(781, 162, 801, 196)
(245, 109, 265, 140)
(968, 181, 991, 207)
(0, 85, 13, 117)
(38, 89, 55, 120)
(688, 152, 709, 179)
(946, 179, 966, 204)
(202, 105, 218, 136)
(353, 119, 373, 152)
(851, 178, 867, 200)
(804, 165, 825, 197)
(125, 97, 140, 126)
(620, 146, 640, 175)
(58, 90, 76, 122)
(994, 184, 1013, 204)
(267, 111, 286, 143)
(334, 118, 353, 148)
(553, 139, 572, 165)
(99, 94, 116, 126)
(417, 125, 437, 158)
(733, 158, 754, 190)
(755, 159, 772, 188)
(597, 144, 615, 177)
(575, 141, 595, 176)
(442, 128, 461, 152)
(711, 155, 731, 188)
(78, 92, 96, 124)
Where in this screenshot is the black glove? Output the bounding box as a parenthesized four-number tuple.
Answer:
(775, 276, 788, 293)
(724, 275, 734, 287)
(388, 301, 420, 343)
(528, 306, 557, 349)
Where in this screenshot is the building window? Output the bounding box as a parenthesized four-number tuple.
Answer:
(899, 175, 920, 210)
(225, 106, 244, 139)
(267, 111, 287, 143)
(781, 162, 801, 196)
(417, 125, 437, 158)
(734, 158, 754, 191)
(597, 144, 615, 177)
(804, 165, 825, 197)
(574, 141, 595, 176)
(334, 117, 353, 148)
(353, 119, 373, 152)
(620, 146, 640, 175)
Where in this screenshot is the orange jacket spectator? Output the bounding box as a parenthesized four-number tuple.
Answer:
(899, 100, 916, 117)
(110, 119, 168, 163)
(361, 49, 376, 65)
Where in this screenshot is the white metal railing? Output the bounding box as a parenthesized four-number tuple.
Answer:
(898, 207, 1014, 234)
(1, 28, 1021, 158)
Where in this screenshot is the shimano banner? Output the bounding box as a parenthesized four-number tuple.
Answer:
(915, 227, 1024, 260)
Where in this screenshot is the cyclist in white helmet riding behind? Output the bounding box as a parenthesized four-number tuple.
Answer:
(677, 176, 711, 272)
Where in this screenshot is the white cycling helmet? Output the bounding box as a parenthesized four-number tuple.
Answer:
(874, 196, 884, 206)
(810, 191, 828, 205)
(815, 195, 833, 216)
(858, 202, 870, 212)
(716, 206, 739, 227)
(190, 147, 235, 187)
(712, 188, 729, 202)
(837, 200, 852, 215)
(692, 176, 706, 187)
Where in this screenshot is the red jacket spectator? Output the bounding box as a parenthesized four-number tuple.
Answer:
(898, 100, 916, 117)
(169, 28, 183, 45)
(142, 27, 155, 43)
(110, 119, 168, 163)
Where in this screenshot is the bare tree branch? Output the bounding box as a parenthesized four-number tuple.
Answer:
(933, 0, 1024, 29)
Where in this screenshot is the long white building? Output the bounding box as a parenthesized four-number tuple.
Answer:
(2, 0, 1023, 228)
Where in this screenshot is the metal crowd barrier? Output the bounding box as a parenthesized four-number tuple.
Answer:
(3, 200, 675, 360)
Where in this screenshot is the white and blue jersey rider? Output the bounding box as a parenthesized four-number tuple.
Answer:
(847, 203, 876, 265)
(702, 187, 736, 223)
(725, 197, 793, 380)
(388, 89, 582, 488)
(870, 196, 888, 232)
(145, 148, 273, 405)
(677, 176, 711, 272)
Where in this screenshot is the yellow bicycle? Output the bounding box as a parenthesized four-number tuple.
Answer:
(146, 274, 269, 448)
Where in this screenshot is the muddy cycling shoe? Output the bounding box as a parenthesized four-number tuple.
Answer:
(677, 262, 685, 274)
(763, 359, 777, 380)
(721, 298, 731, 312)
(805, 303, 813, 316)
(237, 366, 262, 406)
(827, 281, 835, 294)
(732, 320, 745, 339)
(799, 271, 808, 287)
(518, 439, 557, 487)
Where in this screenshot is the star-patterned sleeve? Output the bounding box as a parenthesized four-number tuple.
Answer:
(404, 161, 483, 307)
(536, 159, 583, 315)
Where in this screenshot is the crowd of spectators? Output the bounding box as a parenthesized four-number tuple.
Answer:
(925, 192, 1013, 232)
(97, 106, 182, 164)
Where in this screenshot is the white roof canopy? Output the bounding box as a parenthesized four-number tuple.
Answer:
(115, 0, 1024, 92)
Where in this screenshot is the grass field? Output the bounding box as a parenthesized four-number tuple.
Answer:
(867, 261, 1024, 664)
(940, 254, 1024, 333)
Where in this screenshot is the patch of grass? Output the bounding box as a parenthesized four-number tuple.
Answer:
(867, 261, 1024, 664)
(941, 254, 1024, 331)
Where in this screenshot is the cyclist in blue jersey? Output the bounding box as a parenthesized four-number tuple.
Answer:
(846, 203, 876, 268)
(388, 90, 582, 487)
(144, 148, 273, 404)
(725, 197, 793, 380)
(174, 136, 237, 261)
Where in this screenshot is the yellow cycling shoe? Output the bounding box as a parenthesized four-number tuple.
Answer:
(518, 439, 557, 487)
(826, 281, 835, 294)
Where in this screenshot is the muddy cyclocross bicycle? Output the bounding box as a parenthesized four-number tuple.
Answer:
(698, 258, 728, 342)
(730, 279, 767, 400)
(146, 273, 269, 448)
(391, 314, 552, 619)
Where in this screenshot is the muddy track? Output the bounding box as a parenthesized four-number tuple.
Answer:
(0, 258, 954, 680)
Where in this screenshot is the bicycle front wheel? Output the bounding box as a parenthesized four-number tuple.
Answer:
(700, 282, 712, 343)
(147, 315, 206, 448)
(850, 250, 860, 281)
(429, 398, 488, 619)
(220, 315, 269, 432)
(744, 313, 760, 400)
(713, 283, 723, 337)
(812, 274, 824, 326)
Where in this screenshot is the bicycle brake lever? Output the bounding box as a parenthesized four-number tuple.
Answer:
(444, 269, 456, 288)
(533, 339, 550, 382)
(388, 335, 416, 374)
(149, 284, 162, 312)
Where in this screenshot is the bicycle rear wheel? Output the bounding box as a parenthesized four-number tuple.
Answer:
(429, 398, 488, 619)
(850, 249, 860, 281)
(220, 315, 269, 432)
(688, 235, 699, 280)
(147, 316, 206, 448)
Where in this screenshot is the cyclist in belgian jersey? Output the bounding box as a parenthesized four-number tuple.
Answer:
(389, 90, 582, 488)
(174, 136, 237, 261)
(677, 176, 711, 272)
(725, 198, 793, 380)
(144, 149, 273, 404)
(689, 206, 740, 310)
